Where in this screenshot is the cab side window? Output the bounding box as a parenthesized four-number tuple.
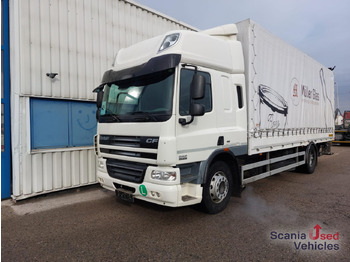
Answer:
(179, 69, 212, 116)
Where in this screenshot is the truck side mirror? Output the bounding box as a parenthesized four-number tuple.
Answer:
(178, 73, 206, 126)
(179, 102, 205, 125)
(191, 74, 205, 100)
(190, 103, 205, 116)
(96, 91, 104, 109)
(96, 108, 101, 121)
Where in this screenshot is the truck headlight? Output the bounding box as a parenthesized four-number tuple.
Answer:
(151, 170, 176, 181)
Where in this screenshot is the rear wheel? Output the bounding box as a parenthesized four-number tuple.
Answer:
(200, 161, 233, 214)
(300, 144, 318, 174)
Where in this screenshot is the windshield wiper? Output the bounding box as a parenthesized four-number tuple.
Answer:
(103, 108, 121, 122)
(130, 111, 158, 122)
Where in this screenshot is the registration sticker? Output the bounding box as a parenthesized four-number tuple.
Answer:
(139, 185, 148, 197)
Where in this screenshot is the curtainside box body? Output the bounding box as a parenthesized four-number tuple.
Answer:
(236, 20, 334, 155)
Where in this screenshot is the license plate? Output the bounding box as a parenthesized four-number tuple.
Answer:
(115, 188, 134, 203)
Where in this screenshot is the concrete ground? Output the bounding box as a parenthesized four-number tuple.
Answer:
(1, 146, 350, 261)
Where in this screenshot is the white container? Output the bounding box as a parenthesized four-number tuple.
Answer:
(236, 20, 334, 154)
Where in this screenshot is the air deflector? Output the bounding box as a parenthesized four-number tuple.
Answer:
(99, 54, 181, 86)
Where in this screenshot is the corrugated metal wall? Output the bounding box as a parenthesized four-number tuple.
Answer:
(10, 0, 195, 200)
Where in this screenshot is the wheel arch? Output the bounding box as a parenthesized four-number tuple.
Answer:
(200, 149, 241, 197)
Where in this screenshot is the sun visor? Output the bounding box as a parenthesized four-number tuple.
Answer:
(100, 54, 181, 86)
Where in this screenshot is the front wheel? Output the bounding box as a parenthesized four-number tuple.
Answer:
(200, 161, 233, 214)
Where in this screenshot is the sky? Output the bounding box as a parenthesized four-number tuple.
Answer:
(135, 0, 350, 113)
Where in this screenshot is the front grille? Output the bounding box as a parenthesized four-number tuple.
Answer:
(99, 135, 159, 161)
(100, 135, 159, 149)
(100, 135, 141, 148)
(106, 159, 148, 183)
(100, 148, 157, 159)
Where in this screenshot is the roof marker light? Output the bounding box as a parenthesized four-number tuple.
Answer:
(158, 33, 180, 52)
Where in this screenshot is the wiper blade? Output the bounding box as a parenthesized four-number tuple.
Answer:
(110, 114, 121, 122)
(130, 111, 158, 122)
(104, 114, 121, 122)
(103, 109, 121, 122)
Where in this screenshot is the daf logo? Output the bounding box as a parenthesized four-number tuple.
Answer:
(146, 138, 159, 144)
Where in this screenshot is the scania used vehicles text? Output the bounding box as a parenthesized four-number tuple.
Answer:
(93, 19, 334, 213)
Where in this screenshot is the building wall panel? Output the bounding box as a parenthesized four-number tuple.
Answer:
(76, 0, 86, 100)
(62, 151, 71, 188)
(84, 0, 94, 100)
(52, 152, 62, 189)
(22, 154, 32, 195)
(29, 0, 41, 96)
(87, 150, 96, 183)
(32, 153, 43, 193)
(15, 149, 97, 200)
(67, 0, 78, 99)
(40, 0, 52, 97)
(16, 0, 195, 101)
(71, 151, 80, 186)
(43, 152, 53, 191)
(10, 0, 196, 200)
(50, 0, 61, 98)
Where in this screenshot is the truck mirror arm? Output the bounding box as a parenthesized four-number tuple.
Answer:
(179, 103, 205, 125)
(179, 116, 194, 125)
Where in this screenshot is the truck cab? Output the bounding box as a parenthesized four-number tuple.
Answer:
(94, 25, 247, 213)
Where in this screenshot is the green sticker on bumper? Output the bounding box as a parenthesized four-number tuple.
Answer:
(139, 185, 147, 197)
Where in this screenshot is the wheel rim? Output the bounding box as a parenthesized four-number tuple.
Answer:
(209, 171, 229, 203)
(309, 148, 315, 166)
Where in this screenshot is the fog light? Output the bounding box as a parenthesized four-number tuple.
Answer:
(98, 160, 105, 169)
(151, 191, 160, 198)
(151, 170, 176, 181)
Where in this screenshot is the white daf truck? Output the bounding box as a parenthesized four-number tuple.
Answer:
(93, 19, 334, 213)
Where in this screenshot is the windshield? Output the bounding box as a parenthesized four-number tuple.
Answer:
(99, 68, 175, 122)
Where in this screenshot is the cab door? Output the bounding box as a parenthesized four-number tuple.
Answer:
(175, 67, 219, 164)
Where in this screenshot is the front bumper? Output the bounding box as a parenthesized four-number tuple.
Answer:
(97, 160, 202, 207)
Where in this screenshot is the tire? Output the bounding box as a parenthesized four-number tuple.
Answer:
(200, 161, 233, 214)
(301, 144, 318, 174)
